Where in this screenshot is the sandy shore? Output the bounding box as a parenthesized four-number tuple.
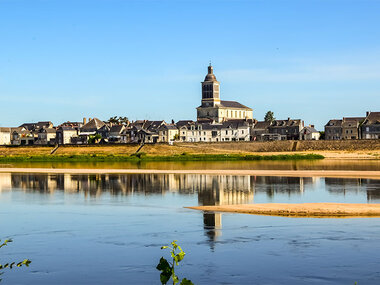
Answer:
(187, 203, 380, 218)
(0, 167, 379, 179)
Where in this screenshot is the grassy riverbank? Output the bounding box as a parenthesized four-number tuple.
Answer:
(0, 153, 324, 162)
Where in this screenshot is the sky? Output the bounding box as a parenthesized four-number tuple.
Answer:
(1, 0, 380, 130)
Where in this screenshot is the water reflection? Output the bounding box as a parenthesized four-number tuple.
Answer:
(1, 172, 380, 249)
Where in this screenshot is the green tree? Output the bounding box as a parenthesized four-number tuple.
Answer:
(106, 116, 129, 125)
(156, 241, 194, 285)
(88, 134, 102, 144)
(0, 239, 31, 282)
(264, 111, 275, 123)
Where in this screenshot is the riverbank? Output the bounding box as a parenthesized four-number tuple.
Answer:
(1, 168, 380, 179)
(187, 203, 380, 218)
(0, 141, 379, 161)
(0, 153, 324, 162)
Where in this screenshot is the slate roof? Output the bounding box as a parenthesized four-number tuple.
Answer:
(81, 118, 105, 131)
(19, 123, 37, 131)
(220, 100, 252, 110)
(36, 121, 53, 128)
(326, 119, 343, 127)
(58, 126, 77, 131)
(159, 124, 178, 130)
(271, 119, 302, 127)
(109, 125, 125, 134)
(222, 120, 250, 128)
(363, 112, 380, 125)
(302, 126, 319, 133)
(253, 121, 271, 129)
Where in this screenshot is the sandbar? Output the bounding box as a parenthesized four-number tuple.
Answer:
(187, 203, 380, 218)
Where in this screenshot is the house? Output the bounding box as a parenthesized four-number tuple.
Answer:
(11, 127, 34, 145)
(36, 128, 57, 145)
(183, 123, 220, 142)
(0, 128, 11, 145)
(220, 120, 250, 142)
(76, 118, 109, 144)
(56, 126, 78, 144)
(181, 120, 250, 142)
(268, 118, 304, 140)
(361, 112, 380, 139)
(325, 119, 343, 140)
(299, 125, 320, 140)
(342, 117, 364, 140)
(158, 124, 179, 143)
(108, 125, 126, 143)
(196, 64, 253, 123)
(252, 121, 271, 141)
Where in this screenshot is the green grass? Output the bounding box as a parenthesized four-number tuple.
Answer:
(0, 153, 324, 162)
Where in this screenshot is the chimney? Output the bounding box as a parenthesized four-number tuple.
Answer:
(89, 118, 92, 122)
(311, 124, 315, 128)
(83, 117, 87, 125)
(287, 117, 290, 121)
(366, 111, 370, 117)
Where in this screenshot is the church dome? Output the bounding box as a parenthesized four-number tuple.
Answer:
(204, 64, 217, 82)
(204, 73, 217, 81)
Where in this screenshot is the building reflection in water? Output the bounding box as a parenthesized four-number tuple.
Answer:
(1, 173, 380, 249)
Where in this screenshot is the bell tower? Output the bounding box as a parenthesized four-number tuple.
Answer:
(201, 64, 220, 107)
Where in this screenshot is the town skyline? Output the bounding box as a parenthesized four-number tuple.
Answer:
(1, 0, 380, 130)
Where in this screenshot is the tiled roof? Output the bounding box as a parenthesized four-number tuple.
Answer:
(0, 127, 11, 132)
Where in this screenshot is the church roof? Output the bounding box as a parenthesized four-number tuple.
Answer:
(203, 65, 218, 82)
(220, 100, 252, 110)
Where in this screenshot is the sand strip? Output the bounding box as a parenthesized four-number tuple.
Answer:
(0, 168, 379, 180)
(187, 203, 380, 218)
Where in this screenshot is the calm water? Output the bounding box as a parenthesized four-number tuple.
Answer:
(1, 172, 380, 284)
(1, 159, 380, 171)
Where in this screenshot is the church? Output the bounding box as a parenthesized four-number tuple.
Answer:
(196, 64, 253, 123)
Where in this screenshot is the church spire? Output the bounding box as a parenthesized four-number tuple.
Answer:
(204, 63, 217, 82)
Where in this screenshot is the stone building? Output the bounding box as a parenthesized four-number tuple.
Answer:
(325, 119, 343, 140)
(361, 111, 380, 139)
(196, 64, 253, 123)
(342, 117, 364, 140)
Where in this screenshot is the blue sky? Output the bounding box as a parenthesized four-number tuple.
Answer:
(1, 0, 380, 130)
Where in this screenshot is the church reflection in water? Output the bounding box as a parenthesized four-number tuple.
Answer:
(0, 172, 379, 247)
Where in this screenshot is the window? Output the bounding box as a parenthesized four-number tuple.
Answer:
(225, 130, 228, 135)
(204, 131, 206, 135)
(242, 130, 244, 134)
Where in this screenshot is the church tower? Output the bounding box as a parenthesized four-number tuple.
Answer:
(201, 64, 220, 107)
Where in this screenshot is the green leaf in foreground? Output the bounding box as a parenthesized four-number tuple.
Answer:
(157, 241, 194, 285)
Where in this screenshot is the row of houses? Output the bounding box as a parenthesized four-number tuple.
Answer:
(325, 111, 380, 140)
(0, 116, 312, 146)
(0, 111, 379, 146)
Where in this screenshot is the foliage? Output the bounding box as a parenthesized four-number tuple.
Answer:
(264, 111, 275, 123)
(173, 134, 180, 141)
(107, 116, 129, 125)
(0, 239, 31, 282)
(319, 131, 325, 140)
(156, 241, 194, 285)
(88, 134, 102, 144)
